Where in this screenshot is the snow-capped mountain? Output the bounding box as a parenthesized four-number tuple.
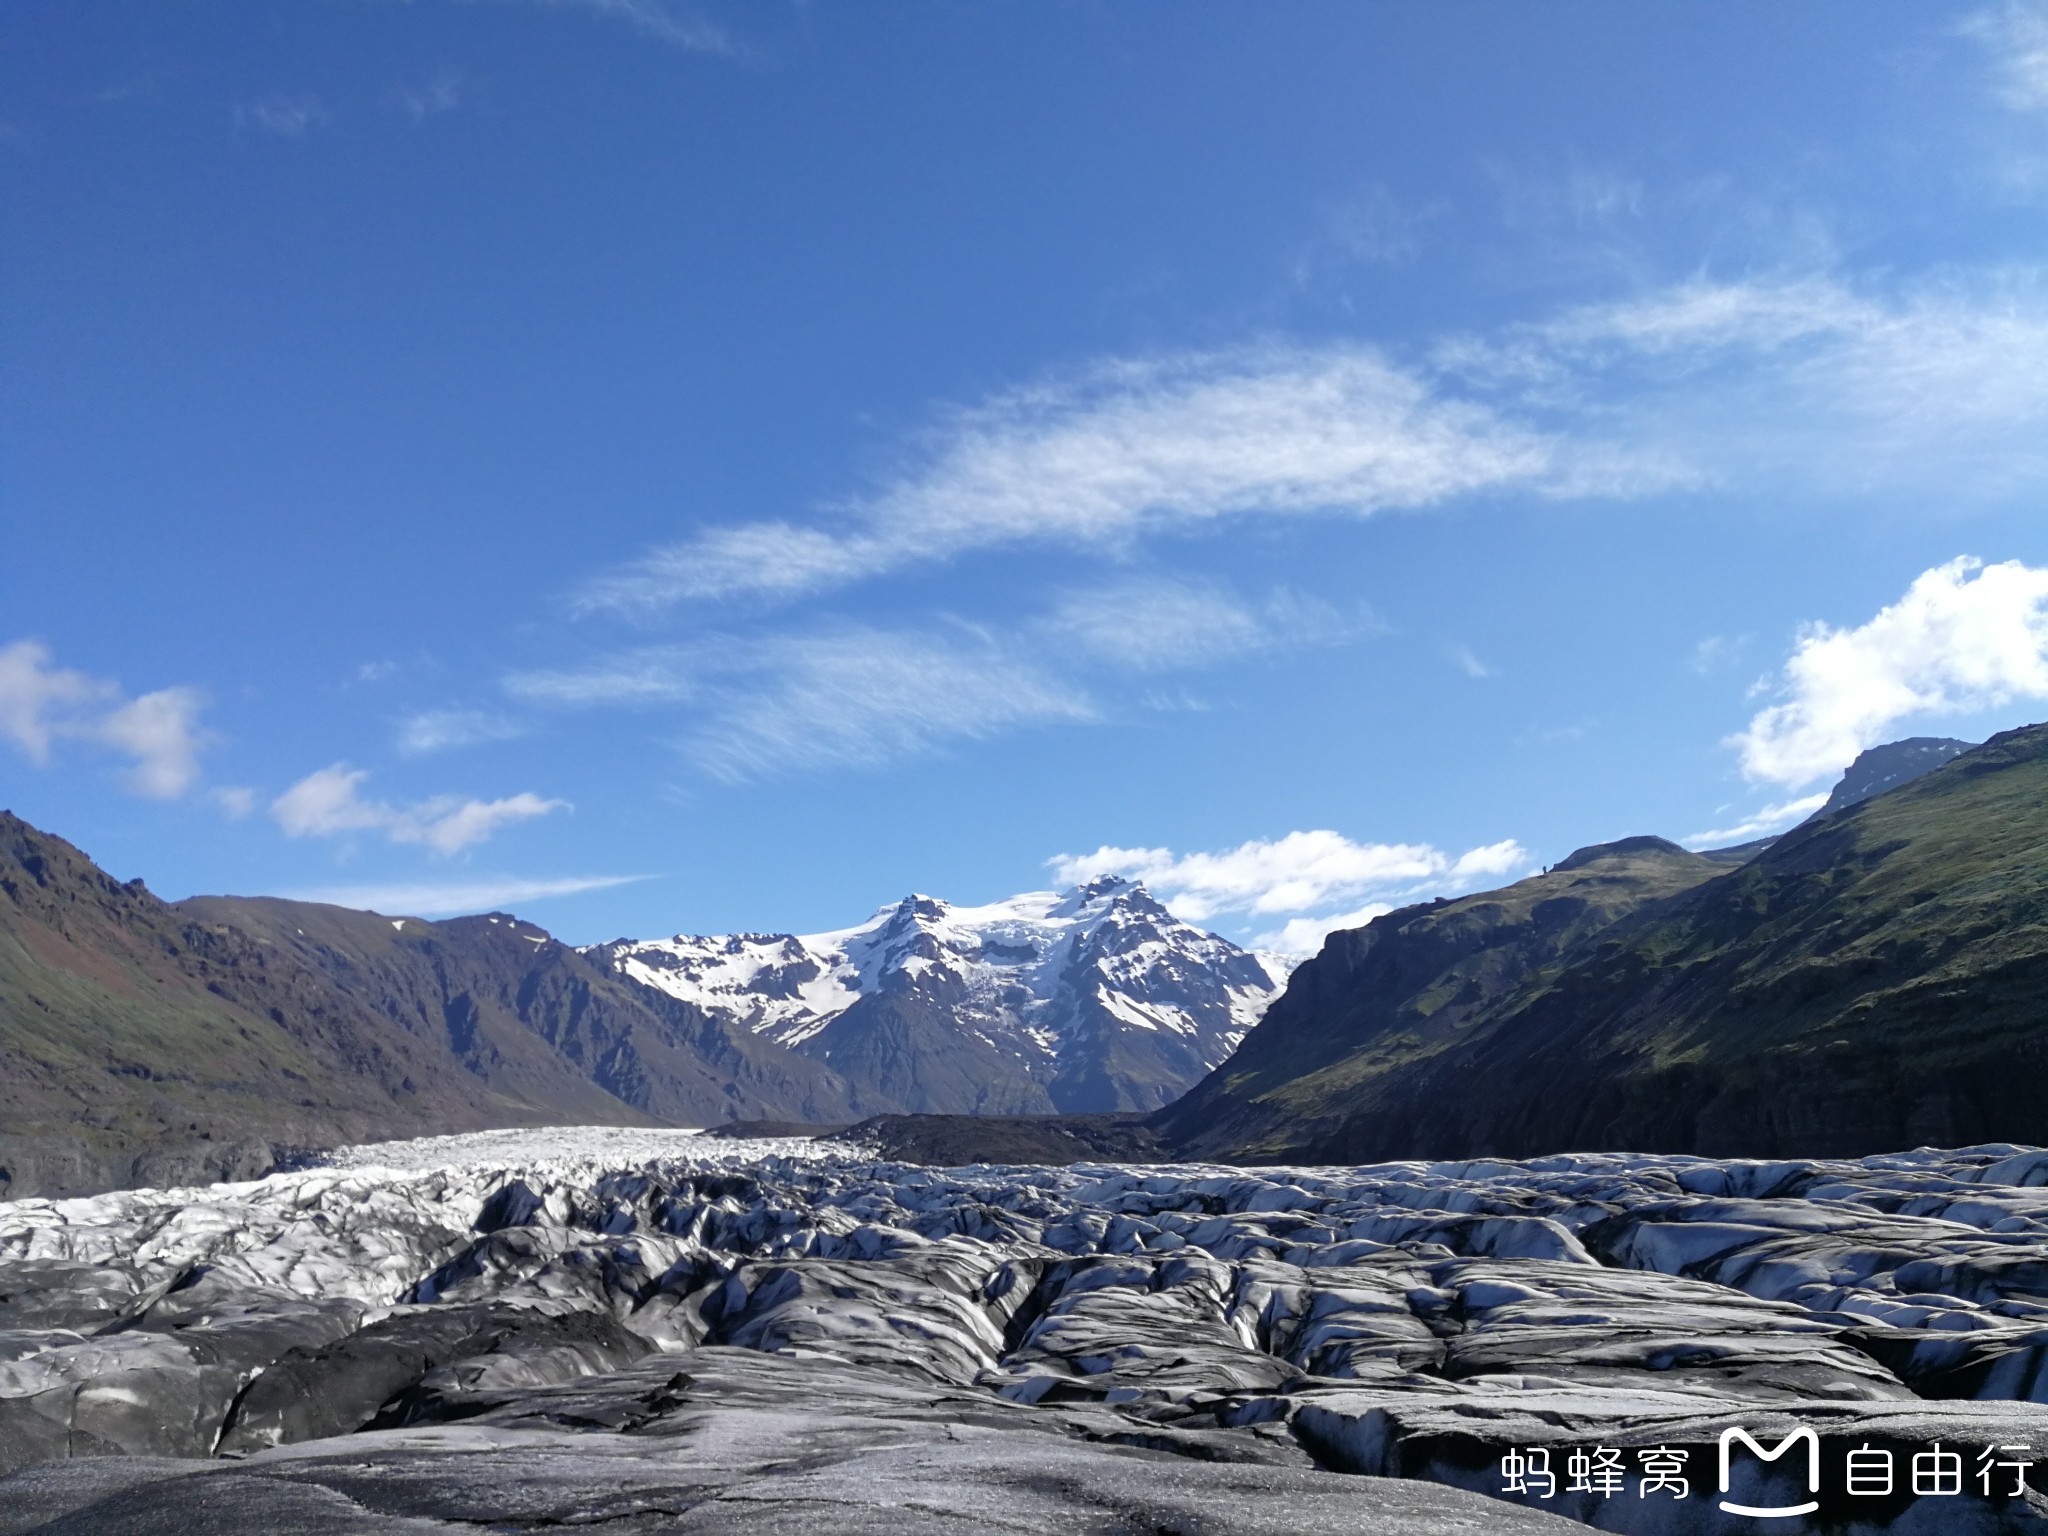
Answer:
(585, 877, 1292, 1116)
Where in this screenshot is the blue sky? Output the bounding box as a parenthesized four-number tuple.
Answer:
(8, 0, 2048, 952)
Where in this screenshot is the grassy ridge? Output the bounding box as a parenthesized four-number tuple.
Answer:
(1166, 724, 2048, 1163)
(0, 814, 863, 1198)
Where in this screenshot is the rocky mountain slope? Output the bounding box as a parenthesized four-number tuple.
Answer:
(589, 877, 1288, 1115)
(0, 814, 864, 1199)
(1820, 735, 1973, 814)
(1166, 723, 2048, 1163)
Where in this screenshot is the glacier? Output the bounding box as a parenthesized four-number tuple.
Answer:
(9, 1131, 2048, 1529)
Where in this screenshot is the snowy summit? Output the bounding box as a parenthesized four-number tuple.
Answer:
(586, 877, 1291, 1115)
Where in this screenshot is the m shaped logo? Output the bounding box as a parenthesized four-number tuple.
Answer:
(1718, 1427, 1821, 1518)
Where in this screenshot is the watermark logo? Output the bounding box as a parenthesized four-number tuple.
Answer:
(1497, 1431, 2036, 1515)
(1717, 1426, 1818, 1518)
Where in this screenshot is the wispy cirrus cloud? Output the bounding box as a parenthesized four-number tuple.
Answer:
(1290, 183, 1448, 286)
(395, 70, 463, 123)
(0, 639, 209, 799)
(235, 95, 328, 136)
(286, 872, 648, 917)
(396, 707, 527, 756)
(1965, 1, 2048, 113)
(272, 764, 568, 855)
(1445, 272, 2048, 496)
(571, 345, 1661, 616)
(463, 0, 735, 53)
(574, 268, 2048, 624)
(1684, 792, 1831, 850)
(1731, 556, 2048, 789)
(1447, 643, 1494, 680)
(682, 629, 1095, 783)
(514, 626, 1095, 782)
(1033, 577, 1362, 673)
(510, 575, 1359, 780)
(1050, 829, 1530, 953)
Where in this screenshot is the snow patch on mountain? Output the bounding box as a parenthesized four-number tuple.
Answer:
(586, 876, 1292, 1107)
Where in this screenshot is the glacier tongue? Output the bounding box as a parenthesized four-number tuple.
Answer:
(586, 876, 1293, 1114)
(10, 1131, 2048, 1531)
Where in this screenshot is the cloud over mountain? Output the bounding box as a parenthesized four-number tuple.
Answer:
(1734, 557, 2048, 788)
(0, 640, 209, 799)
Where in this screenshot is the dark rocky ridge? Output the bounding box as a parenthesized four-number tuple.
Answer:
(828, 1111, 1170, 1164)
(1821, 735, 1974, 814)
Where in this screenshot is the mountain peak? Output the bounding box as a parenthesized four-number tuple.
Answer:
(1075, 873, 1134, 897)
(1821, 736, 1975, 815)
(589, 876, 1285, 1115)
(1550, 835, 1696, 873)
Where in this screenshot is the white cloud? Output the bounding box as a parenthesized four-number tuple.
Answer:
(506, 650, 699, 707)
(1966, 2, 2048, 113)
(408, 793, 566, 856)
(0, 640, 112, 763)
(1292, 184, 1446, 284)
(1049, 829, 1531, 928)
(94, 688, 209, 798)
(1452, 273, 2048, 497)
(396, 708, 526, 755)
(1450, 838, 1529, 881)
(212, 785, 257, 820)
(572, 269, 2048, 622)
(0, 640, 209, 798)
(529, 0, 734, 52)
(682, 628, 1096, 783)
(235, 95, 327, 136)
(511, 629, 1092, 780)
(286, 873, 648, 918)
(511, 576, 1359, 780)
(1732, 557, 2048, 788)
(1689, 634, 1748, 675)
(271, 764, 569, 855)
(273, 765, 390, 838)
(1252, 902, 1398, 957)
(1229, 840, 1522, 954)
(1447, 643, 1495, 679)
(1035, 577, 1357, 673)
(396, 70, 463, 122)
(1684, 793, 1830, 849)
(572, 344, 1644, 614)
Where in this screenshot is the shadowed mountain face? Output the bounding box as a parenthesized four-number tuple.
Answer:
(0, 814, 864, 1199)
(1163, 724, 2048, 1164)
(1820, 736, 1973, 815)
(1155, 836, 1732, 1160)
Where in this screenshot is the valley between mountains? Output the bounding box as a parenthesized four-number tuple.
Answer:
(0, 817, 1290, 1199)
(4, 727, 2044, 1198)
(4, 729, 2048, 1532)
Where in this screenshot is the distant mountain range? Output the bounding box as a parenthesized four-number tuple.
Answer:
(587, 880, 1290, 1115)
(0, 817, 1283, 1196)
(1162, 725, 2047, 1162)
(8, 723, 2036, 1198)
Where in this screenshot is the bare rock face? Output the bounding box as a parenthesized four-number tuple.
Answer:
(9, 1129, 2048, 1530)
